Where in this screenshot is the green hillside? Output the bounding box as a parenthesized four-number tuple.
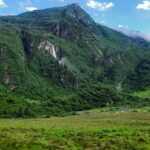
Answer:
(0, 4, 149, 117)
(123, 53, 150, 91)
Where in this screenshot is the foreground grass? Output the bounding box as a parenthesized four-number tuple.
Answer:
(0, 109, 150, 150)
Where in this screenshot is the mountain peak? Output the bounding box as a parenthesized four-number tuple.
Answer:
(16, 3, 94, 25)
(67, 3, 80, 8)
(64, 3, 94, 24)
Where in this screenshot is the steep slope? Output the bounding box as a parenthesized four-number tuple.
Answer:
(0, 4, 149, 117)
(0, 24, 77, 98)
(0, 4, 149, 85)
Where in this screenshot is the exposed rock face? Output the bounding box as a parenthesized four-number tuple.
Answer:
(59, 57, 67, 65)
(4, 73, 11, 85)
(48, 22, 78, 41)
(21, 31, 32, 57)
(106, 52, 125, 64)
(38, 41, 59, 59)
(64, 4, 94, 24)
(4, 73, 15, 90)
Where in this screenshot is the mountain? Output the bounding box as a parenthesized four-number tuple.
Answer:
(0, 4, 149, 117)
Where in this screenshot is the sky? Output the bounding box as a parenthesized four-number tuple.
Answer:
(0, 0, 150, 34)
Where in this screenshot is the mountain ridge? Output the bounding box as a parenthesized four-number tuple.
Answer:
(0, 4, 149, 117)
(0, 3, 149, 87)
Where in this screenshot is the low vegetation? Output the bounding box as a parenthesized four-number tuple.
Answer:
(0, 82, 149, 118)
(133, 88, 150, 98)
(0, 108, 149, 150)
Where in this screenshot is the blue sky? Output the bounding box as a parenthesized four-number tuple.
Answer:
(0, 0, 150, 33)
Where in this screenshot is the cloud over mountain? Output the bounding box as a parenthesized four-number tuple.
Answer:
(117, 25, 150, 41)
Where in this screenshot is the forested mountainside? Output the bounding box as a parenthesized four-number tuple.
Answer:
(0, 3, 149, 118)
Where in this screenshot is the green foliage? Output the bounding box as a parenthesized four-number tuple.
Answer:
(0, 4, 149, 118)
(0, 4, 149, 84)
(123, 53, 150, 91)
(78, 83, 123, 106)
(133, 88, 150, 98)
(0, 128, 149, 150)
(0, 90, 36, 118)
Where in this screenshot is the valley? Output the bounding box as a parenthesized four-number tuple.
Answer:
(0, 3, 149, 149)
(0, 4, 149, 117)
(0, 107, 149, 150)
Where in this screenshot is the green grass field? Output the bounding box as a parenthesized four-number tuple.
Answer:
(0, 108, 150, 150)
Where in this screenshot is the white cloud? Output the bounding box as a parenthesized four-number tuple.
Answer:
(87, 0, 114, 11)
(0, 0, 6, 8)
(118, 24, 128, 28)
(136, 0, 150, 10)
(19, 0, 37, 12)
(118, 24, 123, 28)
(25, 6, 37, 11)
(117, 25, 150, 41)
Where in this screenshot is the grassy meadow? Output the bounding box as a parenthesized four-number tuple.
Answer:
(0, 107, 150, 150)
